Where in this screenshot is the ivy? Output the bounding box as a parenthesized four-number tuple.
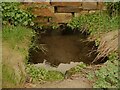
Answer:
(1, 2, 35, 26)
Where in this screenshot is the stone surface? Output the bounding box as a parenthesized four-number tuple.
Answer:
(55, 6, 83, 13)
(54, 13, 73, 23)
(34, 2, 50, 5)
(33, 16, 49, 23)
(74, 11, 89, 17)
(32, 8, 54, 17)
(51, 2, 82, 7)
(48, 6, 55, 13)
(97, 2, 104, 10)
(88, 10, 96, 13)
(82, 2, 98, 10)
(20, 2, 104, 23)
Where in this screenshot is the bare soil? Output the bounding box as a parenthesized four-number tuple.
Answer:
(24, 74, 92, 88)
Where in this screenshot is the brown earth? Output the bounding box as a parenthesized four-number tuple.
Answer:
(24, 74, 92, 88)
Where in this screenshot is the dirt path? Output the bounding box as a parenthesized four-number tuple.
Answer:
(24, 74, 92, 88)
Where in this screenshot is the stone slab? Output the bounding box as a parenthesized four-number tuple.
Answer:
(82, 2, 98, 10)
(32, 8, 54, 17)
(33, 16, 49, 23)
(53, 13, 73, 23)
(55, 6, 83, 13)
(51, 2, 82, 7)
(74, 11, 89, 17)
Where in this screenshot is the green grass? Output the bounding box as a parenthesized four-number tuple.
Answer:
(2, 25, 34, 57)
(3, 25, 33, 48)
(68, 11, 119, 36)
(2, 25, 34, 88)
(2, 64, 17, 87)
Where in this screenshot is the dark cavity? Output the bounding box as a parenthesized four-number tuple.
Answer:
(28, 24, 99, 66)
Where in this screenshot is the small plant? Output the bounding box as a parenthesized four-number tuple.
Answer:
(26, 64, 64, 82)
(1, 2, 35, 26)
(73, 62, 87, 72)
(65, 62, 87, 78)
(87, 52, 119, 88)
(67, 12, 119, 36)
(105, 2, 120, 17)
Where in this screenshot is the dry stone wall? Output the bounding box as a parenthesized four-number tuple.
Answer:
(21, 2, 104, 24)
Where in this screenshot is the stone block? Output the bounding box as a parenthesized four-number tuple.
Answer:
(33, 2, 50, 6)
(34, 16, 49, 23)
(74, 11, 89, 17)
(82, 2, 98, 10)
(32, 8, 54, 17)
(51, 2, 82, 7)
(53, 13, 73, 23)
(88, 10, 96, 13)
(48, 6, 55, 13)
(55, 6, 83, 13)
(97, 2, 104, 10)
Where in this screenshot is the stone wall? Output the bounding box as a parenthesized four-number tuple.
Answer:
(21, 2, 104, 24)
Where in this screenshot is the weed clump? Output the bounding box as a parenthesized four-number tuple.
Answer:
(26, 64, 64, 83)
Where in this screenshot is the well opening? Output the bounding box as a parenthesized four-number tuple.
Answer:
(28, 24, 106, 67)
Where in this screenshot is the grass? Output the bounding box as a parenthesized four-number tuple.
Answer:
(2, 25, 65, 87)
(2, 64, 17, 88)
(2, 25, 34, 56)
(3, 25, 33, 49)
(2, 25, 34, 88)
(68, 11, 119, 36)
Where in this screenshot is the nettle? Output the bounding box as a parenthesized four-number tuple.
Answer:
(1, 2, 35, 26)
